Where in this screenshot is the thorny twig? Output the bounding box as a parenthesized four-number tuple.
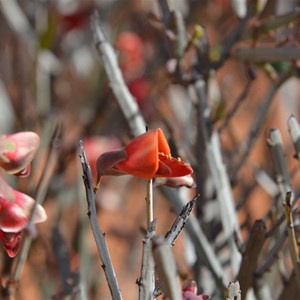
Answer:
(164, 194, 199, 246)
(160, 186, 226, 290)
(79, 141, 122, 300)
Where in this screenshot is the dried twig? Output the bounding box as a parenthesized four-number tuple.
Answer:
(231, 47, 300, 62)
(278, 271, 300, 300)
(283, 191, 300, 290)
(91, 12, 145, 137)
(226, 281, 241, 300)
(79, 141, 122, 300)
(255, 229, 287, 276)
(230, 69, 294, 180)
(206, 131, 242, 275)
(152, 236, 182, 300)
(237, 220, 267, 300)
(288, 115, 300, 162)
(244, 8, 300, 39)
(268, 128, 292, 202)
(218, 80, 252, 132)
(160, 186, 226, 290)
(52, 227, 80, 298)
(137, 221, 156, 300)
(164, 194, 199, 246)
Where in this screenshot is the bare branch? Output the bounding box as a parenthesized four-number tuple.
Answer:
(164, 194, 199, 246)
(288, 115, 300, 162)
(137, 221, 156, 300)
(230, 69, 294, 180)
(283, 192, 300, 290)
(79, 141, 122, 300)
(231, 47, 300, 62)
(91, 12, 145, 136)
(152, 236, 182, 300)
(237, 220, 267, 300)
(268, 128, 292, 202)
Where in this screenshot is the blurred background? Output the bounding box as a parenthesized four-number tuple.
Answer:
(0, 0, 300, 299)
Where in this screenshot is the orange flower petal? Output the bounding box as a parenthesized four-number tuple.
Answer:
(157, 128, 171, 155)
(157, 160, 172, 177)
(116, 129, 161, 179)
(157, 155, 193, 177)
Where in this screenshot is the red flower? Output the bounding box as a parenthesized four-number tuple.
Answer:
(0, 176, 47, 257)
(96, 129, 193, 185)
(0, 132, 40, 177)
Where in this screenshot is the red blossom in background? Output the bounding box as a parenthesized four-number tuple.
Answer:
(182, 280, 211, 300)
(96, 128, 194, 187)
(0, 176, 46, 257)
(116, 31, 145, 81)
(83, 136, 121, 178)
(0, 132, 40, 178)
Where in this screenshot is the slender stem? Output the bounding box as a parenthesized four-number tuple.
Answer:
(79, 141, 122, 300)
(147, 179, 154, 226)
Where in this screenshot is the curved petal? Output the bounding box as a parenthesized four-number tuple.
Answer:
(157, 128, 171, 155)
(155, 175, 196, 188)
(0, 190, 47, 232)
(0, 132, 40, 176)
(157, 155, 193, 177)
(115, 129, 160, 179)
(156, 160, 172, 177)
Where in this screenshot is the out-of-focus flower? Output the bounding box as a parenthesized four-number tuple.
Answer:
(83, 136, 121, 178)
(116, 31, 145, 81)
(182, 280, 210, 300)
(0, 132, 40, 177)
(96, 129, 193, 187)
(128, 78, 150, 104)
(0, 176, 47, 257)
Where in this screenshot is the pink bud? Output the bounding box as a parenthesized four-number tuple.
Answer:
(0, 176, 47, 257)
(0, 132, 40, 177)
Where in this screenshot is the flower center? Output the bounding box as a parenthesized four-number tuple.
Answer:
(159, 152, 183, 163)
